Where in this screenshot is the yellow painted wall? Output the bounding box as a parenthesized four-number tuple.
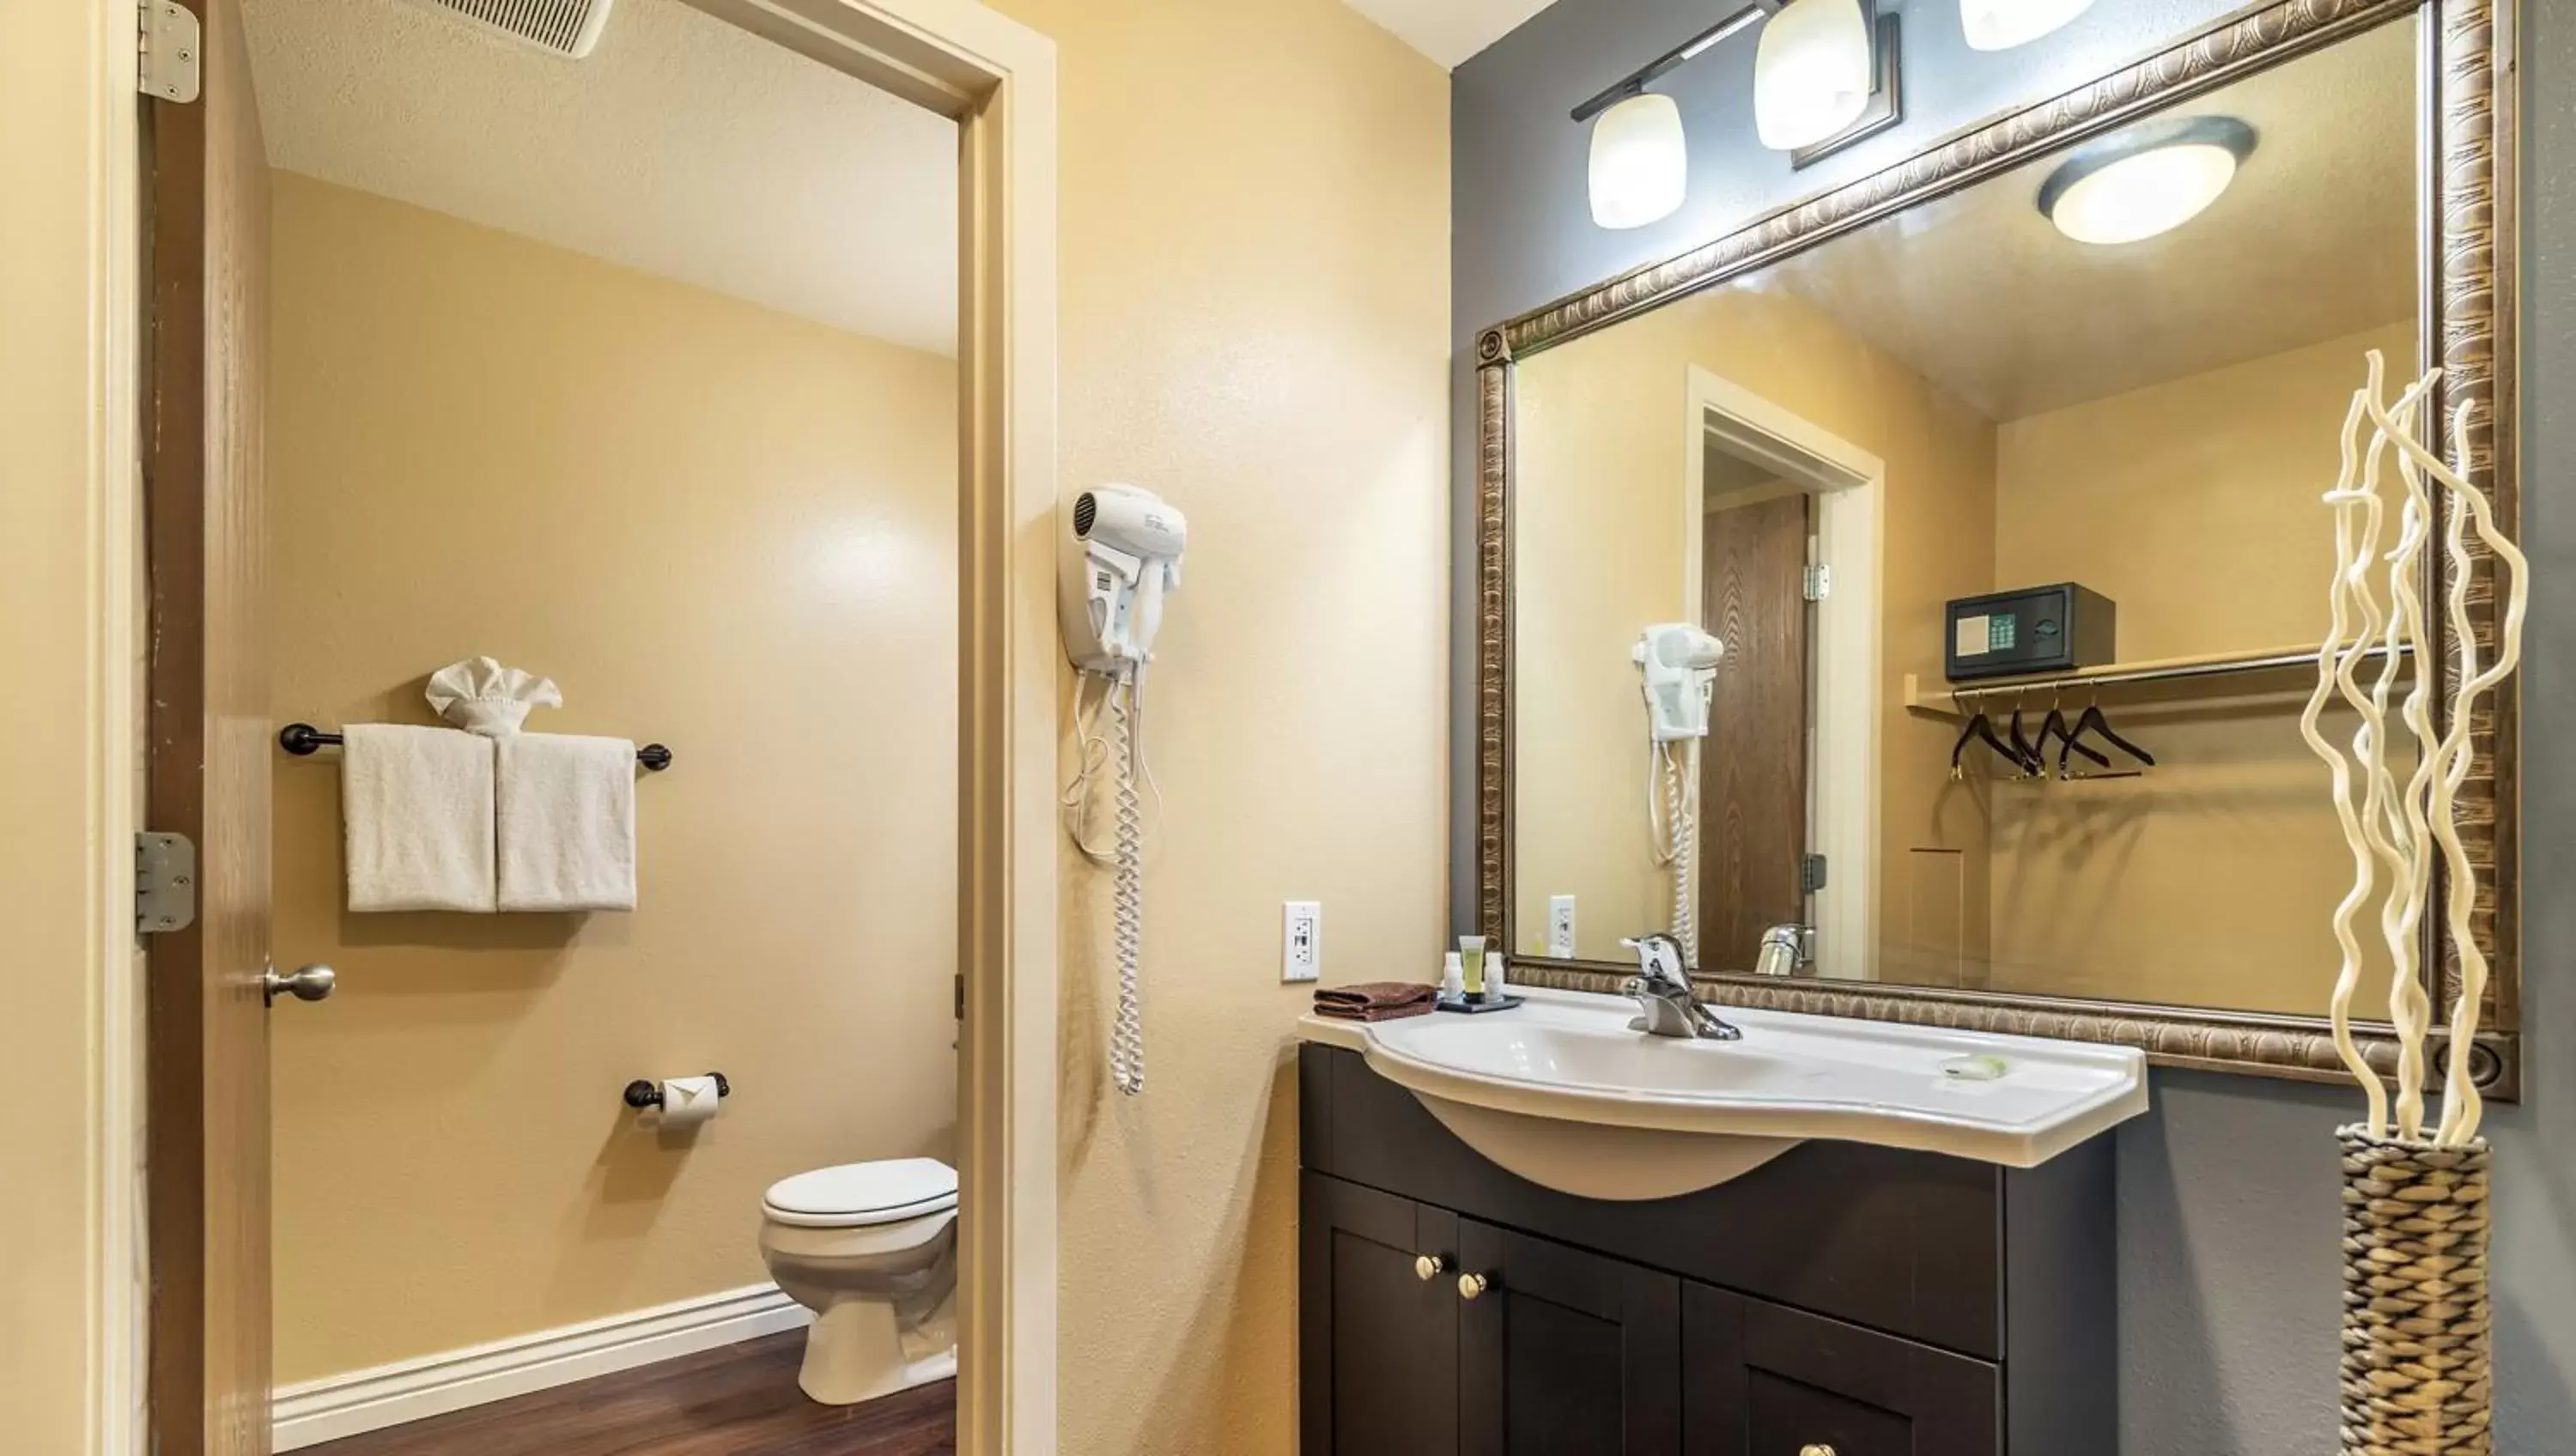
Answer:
(1510, 282, 1997, 976)
(1985, 320, 2418, 1014)
(0, 0, 136, 1445)
(976, 0, 1451, 1451)
(265, 173, 962, 1380)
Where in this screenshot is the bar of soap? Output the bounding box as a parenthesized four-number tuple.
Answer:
(1940, 1053, 2011, 1082)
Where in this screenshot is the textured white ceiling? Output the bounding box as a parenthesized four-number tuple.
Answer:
(239, 0, 959, 355)
(1339, 0, 1557, 67)
(1747, 15, 2418, 420)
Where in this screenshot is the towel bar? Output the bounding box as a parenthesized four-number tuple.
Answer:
(279, 721, 672, 770)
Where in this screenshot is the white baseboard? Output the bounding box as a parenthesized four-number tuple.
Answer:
(271, 1283, 811, 1451)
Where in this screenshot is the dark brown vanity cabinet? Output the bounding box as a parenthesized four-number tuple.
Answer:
(1297, 1045, 2113, 1455)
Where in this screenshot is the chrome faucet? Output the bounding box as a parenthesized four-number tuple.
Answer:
(1619, 933, 1741, 1040)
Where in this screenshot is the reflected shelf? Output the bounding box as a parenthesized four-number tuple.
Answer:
(1903, 641, 2417, 716)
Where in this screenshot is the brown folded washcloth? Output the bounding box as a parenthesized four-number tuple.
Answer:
(1313, 981, 1437, 1022)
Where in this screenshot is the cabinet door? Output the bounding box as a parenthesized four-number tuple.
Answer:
(1457, 1218, 1682, 1455)
(1683, 1284, 2000, 1456)
(1302, 1173, 1461, 1456)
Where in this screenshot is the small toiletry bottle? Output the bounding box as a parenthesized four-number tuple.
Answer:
(1488, 952, 1508, 1001)
(1441, 951, 1465, 1003)
(1458, 935, 1488, 998)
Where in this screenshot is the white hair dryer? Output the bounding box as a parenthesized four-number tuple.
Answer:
(1065, 483, 1187, 673)
(1634, 622, 1724, 740)
(1634, 622, 1723, 968)
(1060, 483, 1187, 1100)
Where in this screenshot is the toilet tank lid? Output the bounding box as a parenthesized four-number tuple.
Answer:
(764, 1157, 957, 1217)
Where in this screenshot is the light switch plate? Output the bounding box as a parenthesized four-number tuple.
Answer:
(1282, 901, 1322, 982)
(1548, 895, 1577, 959)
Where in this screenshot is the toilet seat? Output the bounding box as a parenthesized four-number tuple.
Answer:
(762, 1157, 958, 1229)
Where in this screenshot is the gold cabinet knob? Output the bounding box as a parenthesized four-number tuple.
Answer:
(1799, 1446, 1837, 1456)
(1413, 1253, 1448, 1282)
(1457, 1272, 1491, 1301)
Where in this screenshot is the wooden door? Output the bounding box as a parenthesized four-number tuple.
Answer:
(145, 0, 275, 1451)
(1458, 1220, 1680, 1455)
(1698, 492, 1811, 973)
(1682, 1284, 1999, 1456)
(1301, 1174, 1461, 1456)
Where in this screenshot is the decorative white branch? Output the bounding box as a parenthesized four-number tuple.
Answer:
(2312, 351, 2525, 1148)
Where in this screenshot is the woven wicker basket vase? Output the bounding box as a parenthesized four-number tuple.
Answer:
(2340, 1125, 2494, 1455)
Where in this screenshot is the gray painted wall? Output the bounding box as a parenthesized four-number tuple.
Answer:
(1449, 2, 2575, 1449)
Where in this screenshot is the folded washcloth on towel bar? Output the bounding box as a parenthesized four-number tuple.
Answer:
(1312, 981, 1437, 1022)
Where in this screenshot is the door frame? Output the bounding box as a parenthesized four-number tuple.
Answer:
(1682, 365, 1883, 981)
(91, 0, 1065, 1450)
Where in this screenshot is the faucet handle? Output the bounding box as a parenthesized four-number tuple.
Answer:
(1620, 932, 1687, 986)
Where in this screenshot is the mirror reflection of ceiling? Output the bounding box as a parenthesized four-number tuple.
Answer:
(1739, 16, 2417, 421)
(238, 0, 960, 355)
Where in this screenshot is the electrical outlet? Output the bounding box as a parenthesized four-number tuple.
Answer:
(1548, 895, 1577, 959)
(1282, 901, 1322, 982)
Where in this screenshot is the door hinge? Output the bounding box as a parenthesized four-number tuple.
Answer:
(137, 832, 197, 935)
(1800, 852, 1828, 895)
(138, 0, 202, 103)
(1802, 564, 1832, 602)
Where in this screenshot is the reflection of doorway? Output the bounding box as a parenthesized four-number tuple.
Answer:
(1698, 485, 1811, 973)
(1682, 366, 1882, 980)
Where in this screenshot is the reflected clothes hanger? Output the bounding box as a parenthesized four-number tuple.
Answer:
(2036, 695, 2109, 777)
(1950, 709, 2035, 780)
(2063, 698, 2154, 779)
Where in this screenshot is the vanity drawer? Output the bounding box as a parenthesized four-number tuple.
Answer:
(1299, 1044, 2005, 1359)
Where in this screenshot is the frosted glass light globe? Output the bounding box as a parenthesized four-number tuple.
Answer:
(1753, 0, 1872, 152)
(1589, 92, 1687, 230)
(1961, 0, 2094, 52)
(2046, 143, 2239, 245)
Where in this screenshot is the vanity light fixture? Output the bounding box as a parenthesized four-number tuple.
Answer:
(1753, 0, 1873, 151)
(2037, 116, 2257, 246)
(1589, 90, 1690, 229)
(1571, 0, 1904, 228)
(1959, 0, 2093, 52)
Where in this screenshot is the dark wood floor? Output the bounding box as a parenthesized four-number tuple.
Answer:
(304, 1332, 955, 1455)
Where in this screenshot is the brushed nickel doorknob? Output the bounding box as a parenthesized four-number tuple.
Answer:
(1414, 1253, 1449, 1281)
(264, 962, 336, 1006)
(1457, 1272, 1490, 1301)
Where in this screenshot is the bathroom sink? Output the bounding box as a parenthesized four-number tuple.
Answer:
(1297, 986, 2147, 1200)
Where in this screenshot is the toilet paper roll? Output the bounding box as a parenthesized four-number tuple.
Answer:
(659, 1075, 723, 1128)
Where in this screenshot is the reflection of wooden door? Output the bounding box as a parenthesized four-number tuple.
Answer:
(1699, 492, 1809, 974)
(145, 1, 276, 1450)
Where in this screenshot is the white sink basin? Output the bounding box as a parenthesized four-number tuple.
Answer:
(1298, 986, 2148, 1200)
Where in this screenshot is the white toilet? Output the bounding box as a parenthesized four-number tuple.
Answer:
(758, 1156, 959, 1405)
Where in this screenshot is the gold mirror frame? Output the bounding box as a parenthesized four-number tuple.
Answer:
(1473, 0, 2520, 1094)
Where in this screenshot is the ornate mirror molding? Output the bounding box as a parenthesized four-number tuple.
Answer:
(1473, 0, 2520, 1093)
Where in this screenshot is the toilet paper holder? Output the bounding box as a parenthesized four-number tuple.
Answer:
(623, 1073, 731, 1111)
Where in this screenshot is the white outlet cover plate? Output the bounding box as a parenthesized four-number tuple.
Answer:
(1548, 895, 1577, 959)
(1283, 901, 1322, 982)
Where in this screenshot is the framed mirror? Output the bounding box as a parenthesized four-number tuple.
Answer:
(1473, 0, 2519, 1091)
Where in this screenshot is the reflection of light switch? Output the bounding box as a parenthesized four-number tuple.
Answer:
(1282, 901, 1322, 983)
(1548, 895, 1577, 959)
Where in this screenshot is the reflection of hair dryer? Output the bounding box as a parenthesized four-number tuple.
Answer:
(1633, 623, 1724, 741)
(1635, 623, 1723, 968)
(1066, 484, 1187, 674)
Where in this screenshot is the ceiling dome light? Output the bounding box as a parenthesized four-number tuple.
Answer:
(1960, 0, 2093, 52)
(1589, 91, 1688, 229)
(1753, 0, 1873, 152)
(2038, 116, 2257, 246)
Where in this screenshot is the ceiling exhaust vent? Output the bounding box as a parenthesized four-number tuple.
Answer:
(404, 0, 616, 58)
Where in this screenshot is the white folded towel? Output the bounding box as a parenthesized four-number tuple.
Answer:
(342, 724, 497, 913)
(496, 733, 637, 913)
